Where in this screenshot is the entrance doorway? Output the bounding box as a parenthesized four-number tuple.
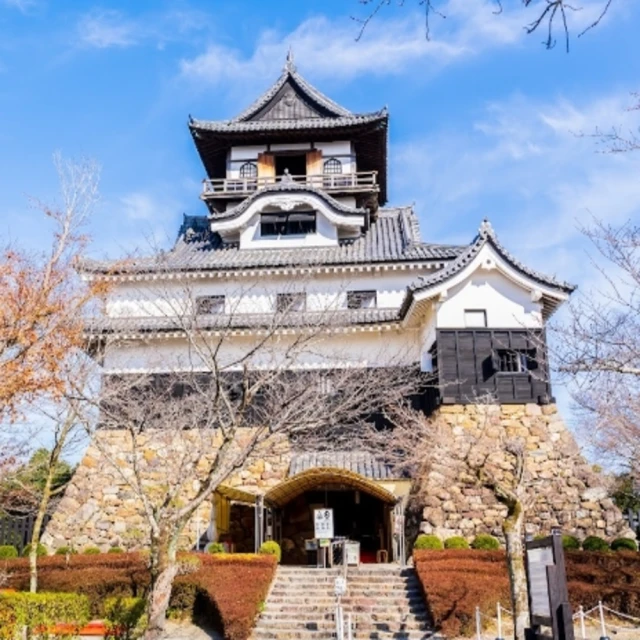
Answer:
(275, 153, 306, 177)
(278, 487, 391, 565)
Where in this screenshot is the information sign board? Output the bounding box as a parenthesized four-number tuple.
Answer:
(527, 545, 554, 619)
(313, 508, 334, 539)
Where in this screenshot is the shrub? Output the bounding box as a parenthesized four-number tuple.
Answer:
(258, 541, 281, 562)
(84, 547, 101, 555)
(207, 542, 225, 554)
(582, 536, 610, 552)
(108, 547, 124, 554)
(0, 591, 90, 638)
(562, 535, 581, 551)
(471, 534, 500, 550)
(414, 534, 444, 550)
(22, 543, 47, 557)
(611, 538, 638, 552)
(0, 546, 18, 559)
(104, 596, 146, 640)
(444, 536, 470, 550)
(55, 546, 77, 556)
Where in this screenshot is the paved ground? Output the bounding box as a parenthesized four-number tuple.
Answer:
(159, 621, 223, 640)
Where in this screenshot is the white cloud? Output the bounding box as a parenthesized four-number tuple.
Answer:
(120, 191, 179, 222)
(391, 90, 640, 288)
(179, 0, 616, 87)
(78, 10, 137, 49)
(1, 0, 37, 12)
(76, 8, 210, 50)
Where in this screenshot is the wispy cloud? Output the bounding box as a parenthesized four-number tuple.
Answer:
(392, 90, 640, 286)
(76, 8, 210, 50)
(179, 0, 615, 87)
(1, 0, 37, 12)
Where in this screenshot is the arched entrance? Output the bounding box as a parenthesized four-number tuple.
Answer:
(263, 467, 399, 565)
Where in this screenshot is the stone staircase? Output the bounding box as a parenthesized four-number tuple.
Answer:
(252, 565, 437, 640)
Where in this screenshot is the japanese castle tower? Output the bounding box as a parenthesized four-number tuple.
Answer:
(43, 54, 631, 560)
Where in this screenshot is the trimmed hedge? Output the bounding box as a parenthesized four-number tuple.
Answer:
(84, 547, 101, 555)
(582, 536, 610, 552)
(611, 538, 638, 552)
(471, 534, 500, 550)
(54, 546, 77, 556)
(22, 543, 47, 557)
(414, 534, 444, 550)
(207, 542, 225, 554)
(444, 536, 470, 550)
(562, 535, 581, 551)
(2, 551, 277, 640)
(414, 549, 640, 638)
(258, 541, 281, 562)
(0, 591, 90, 639)
(0, 546, 18, 559)
(104, 596, 146, 640)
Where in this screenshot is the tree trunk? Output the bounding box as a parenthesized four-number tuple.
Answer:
(29, 461, 56, 592)
(503, 499, 529, 640)
(143, 528, 179, 640)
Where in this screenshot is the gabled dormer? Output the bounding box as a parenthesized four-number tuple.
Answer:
(188, 52, 388, 216)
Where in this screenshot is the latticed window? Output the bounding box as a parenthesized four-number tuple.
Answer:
(239, 162, 258, 178)
(323, 158, 342, 174)
(347, 290, 377, 310)
(495, 349, 536, 373)
(276, 293, 306, 313)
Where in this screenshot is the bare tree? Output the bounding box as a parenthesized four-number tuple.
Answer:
(589, 93, 640, 153)
(552, 219, 640, 482)
(0, 153, 107, 419)
(353, 0, 614, 51)
(364, 395, 532, 640)
(72, 273, 423, 640)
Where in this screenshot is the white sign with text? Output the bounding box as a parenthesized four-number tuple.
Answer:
(313, 508, 334, 539)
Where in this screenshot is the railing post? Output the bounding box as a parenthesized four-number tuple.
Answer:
(476, 606, 482, 640)
(578, 606, 586, 640)
(495, 603, 504, 640)
(598, 601, 610, 640)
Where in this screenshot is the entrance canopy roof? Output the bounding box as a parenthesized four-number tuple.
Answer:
(216, 485, 257, 504)
(264, 467, 398, 508)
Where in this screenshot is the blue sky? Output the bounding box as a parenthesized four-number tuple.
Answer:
(1, 0, 639, 432)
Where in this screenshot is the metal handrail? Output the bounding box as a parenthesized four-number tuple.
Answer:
(202, 171, 378, 197)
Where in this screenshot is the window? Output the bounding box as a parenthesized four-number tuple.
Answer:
(196, 295, 225, 315)
(260, 212, 316, 237)
(239, 162, 257, 178)
(323, 158, 342, 174)
(347, 290, 377, 310)
(464, 309, 487, 328)
(276, 293, 306, 313)
(496, 349, 536, 373)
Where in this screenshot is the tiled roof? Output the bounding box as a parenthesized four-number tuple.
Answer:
(212, 182, 367, 222)
(189, 53, 387, 134)
(289, 451, 399, 480)
(80, 206, 466, 276)
(189, 111, 388, 134)
(409, 219, 576, 294)
(85, 309, 401, 337)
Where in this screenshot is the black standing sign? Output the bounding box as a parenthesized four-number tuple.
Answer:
(525, 531, 575, 640)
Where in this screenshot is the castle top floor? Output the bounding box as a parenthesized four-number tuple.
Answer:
(188, 52, 388, 215)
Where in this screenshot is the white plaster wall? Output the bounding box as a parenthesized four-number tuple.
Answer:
(103, 328, 420, 374)
(436, 271, 543, 329)
(106, 271, 416, 319)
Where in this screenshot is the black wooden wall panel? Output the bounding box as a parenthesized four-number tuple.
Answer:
(435, 328, 551, 405)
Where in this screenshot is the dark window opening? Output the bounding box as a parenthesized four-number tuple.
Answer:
(275, 154, 306, 177)
(495, 349, 537, 373)
(323, 158, 342, 174)
(347, 290, 377, 310)
(276, 293, 306, 313)
(261, 212, 316, 236)
(239, 162, 257, 178)
(196, 295, 225, 315)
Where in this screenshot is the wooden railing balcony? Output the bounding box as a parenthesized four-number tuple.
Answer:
(201, 171, 379, 199)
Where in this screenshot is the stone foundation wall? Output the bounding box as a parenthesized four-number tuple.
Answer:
(42, 404, 634, 552)
(418, 403, 634, 541)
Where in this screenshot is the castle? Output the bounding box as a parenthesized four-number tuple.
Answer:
(43, 54, 632, 562)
